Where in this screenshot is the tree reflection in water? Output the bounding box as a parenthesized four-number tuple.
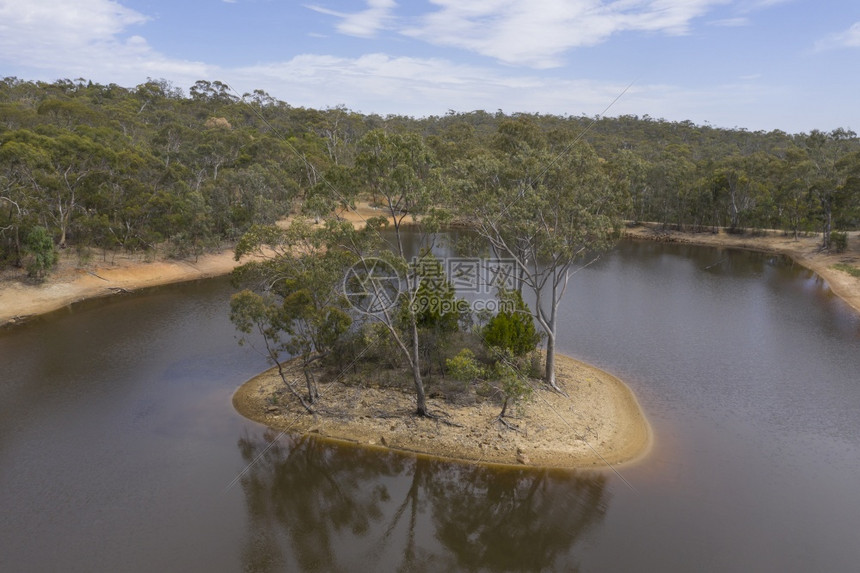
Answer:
(237, 429, 609, 572)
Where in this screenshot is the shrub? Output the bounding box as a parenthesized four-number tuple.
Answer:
(24, 226, 57, 279)
(445, 348, 484, 383)
(830, 231, 848, 253)
(408, 253, 462, 333)
(483, 290, 540, 356)
(491, 354, 533, 417)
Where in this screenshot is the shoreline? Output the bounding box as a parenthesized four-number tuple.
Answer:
(2, 219, 857, 327)
(232, 353, 652, 470)
(624, 224, 860, 315)
(0, 203, 388, 327)
(0, 249, 242, 326)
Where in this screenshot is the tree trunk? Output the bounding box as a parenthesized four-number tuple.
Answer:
(499, 397, 509, 419)
(302, 365, 318, 404)
(273, 357, 313, 414)
(822, 203, 832, 249)
(411, 318, 428, 416)
(13, 223, 21, 267)
(544, 276, 562, 392)
(544, 332, 557, 391)
(57, 195, 69, 248)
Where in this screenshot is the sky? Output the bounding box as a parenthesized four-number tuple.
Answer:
(0, 0, 858, 133)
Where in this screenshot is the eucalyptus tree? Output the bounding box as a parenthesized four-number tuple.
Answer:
(39, 130, 114, 247)
(803, 129, 860, 248)
(230, 219, 355, 411)
(23, 225, 56, 278)
(834, 150, 860, 230)
(772, 147, 815, 238)
(607, 149, 651, 223)
(647, 145, 695, 229)
(340, 128, 450, 417)
(457, 119, 626, 391)
(0, 132, 43, 263)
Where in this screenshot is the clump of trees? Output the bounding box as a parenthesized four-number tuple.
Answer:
(230, 220, 355, 412)
(0, 77, 356, 269)
(227, 120, 616, 421)
(445, 289, 544, 425)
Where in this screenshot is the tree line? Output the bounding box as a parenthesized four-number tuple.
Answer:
(2, 76, 858, 278)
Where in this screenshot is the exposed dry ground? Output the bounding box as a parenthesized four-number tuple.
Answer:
(0, 249, 241, 326)
(0, 203, 388, 326)
(232, 353, 652, 469)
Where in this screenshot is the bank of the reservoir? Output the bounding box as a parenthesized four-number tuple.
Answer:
(1, 209, 857, 326)
(624, 224, 860, 315)
(0, 203, 389, 326)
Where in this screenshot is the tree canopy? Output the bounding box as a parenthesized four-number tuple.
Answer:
(2, 76, 858, 272)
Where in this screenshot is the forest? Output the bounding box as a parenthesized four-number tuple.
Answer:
(2, 76, 859, 279)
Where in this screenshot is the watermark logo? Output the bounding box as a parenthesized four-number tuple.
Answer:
(343, 256, 519, 315)
(410, 296, 514, 315)
(447, 258, 518, 293)
(343, 258, 403, 314)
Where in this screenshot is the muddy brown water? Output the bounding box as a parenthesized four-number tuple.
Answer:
(1, 240, 859, 572)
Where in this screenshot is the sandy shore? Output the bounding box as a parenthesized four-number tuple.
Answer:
(232, 353, 652, 470)
(3, 213, 857, 327)
(0, 203, 390, 327)
(625, 224, 860, 315)
(0, 249, 241, 326)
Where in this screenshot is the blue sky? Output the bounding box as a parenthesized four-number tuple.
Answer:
(1, 0, 858, 133)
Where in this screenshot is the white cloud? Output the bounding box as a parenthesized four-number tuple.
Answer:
(230, 51, 786, 131)
(745, 0, 794, 7)
(400, 0, 731, 68)
(0, 0, 210, 84)
(816, 21, 860, 51)
(0, 0, 146, 58)
(0, 0, 831, 132)
(306, 0, 397, 38)
(236, 53, 521, 113)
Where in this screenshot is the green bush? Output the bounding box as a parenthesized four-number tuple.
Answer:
(445, 348, 484, 383)
(830, 231, 848, 253)
(490, 353, 533, 417)
(483, 290, 540, 356)
(408, 253, 462, 333)
(24, 226, 57, 279)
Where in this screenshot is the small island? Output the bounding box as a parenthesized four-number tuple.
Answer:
(224, 128, 653, 470)
(233, 352, 651, 469)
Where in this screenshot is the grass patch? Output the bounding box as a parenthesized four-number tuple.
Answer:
(833, 263, 860, 278)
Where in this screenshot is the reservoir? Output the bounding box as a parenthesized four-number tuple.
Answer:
(1, 240, 859, 571)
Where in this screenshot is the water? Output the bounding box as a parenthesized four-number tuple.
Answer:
(1, 241, 859, 572)
(556, 242, 860, 572)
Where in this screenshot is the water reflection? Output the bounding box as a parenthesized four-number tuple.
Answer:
(237, 430, 609, 572)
